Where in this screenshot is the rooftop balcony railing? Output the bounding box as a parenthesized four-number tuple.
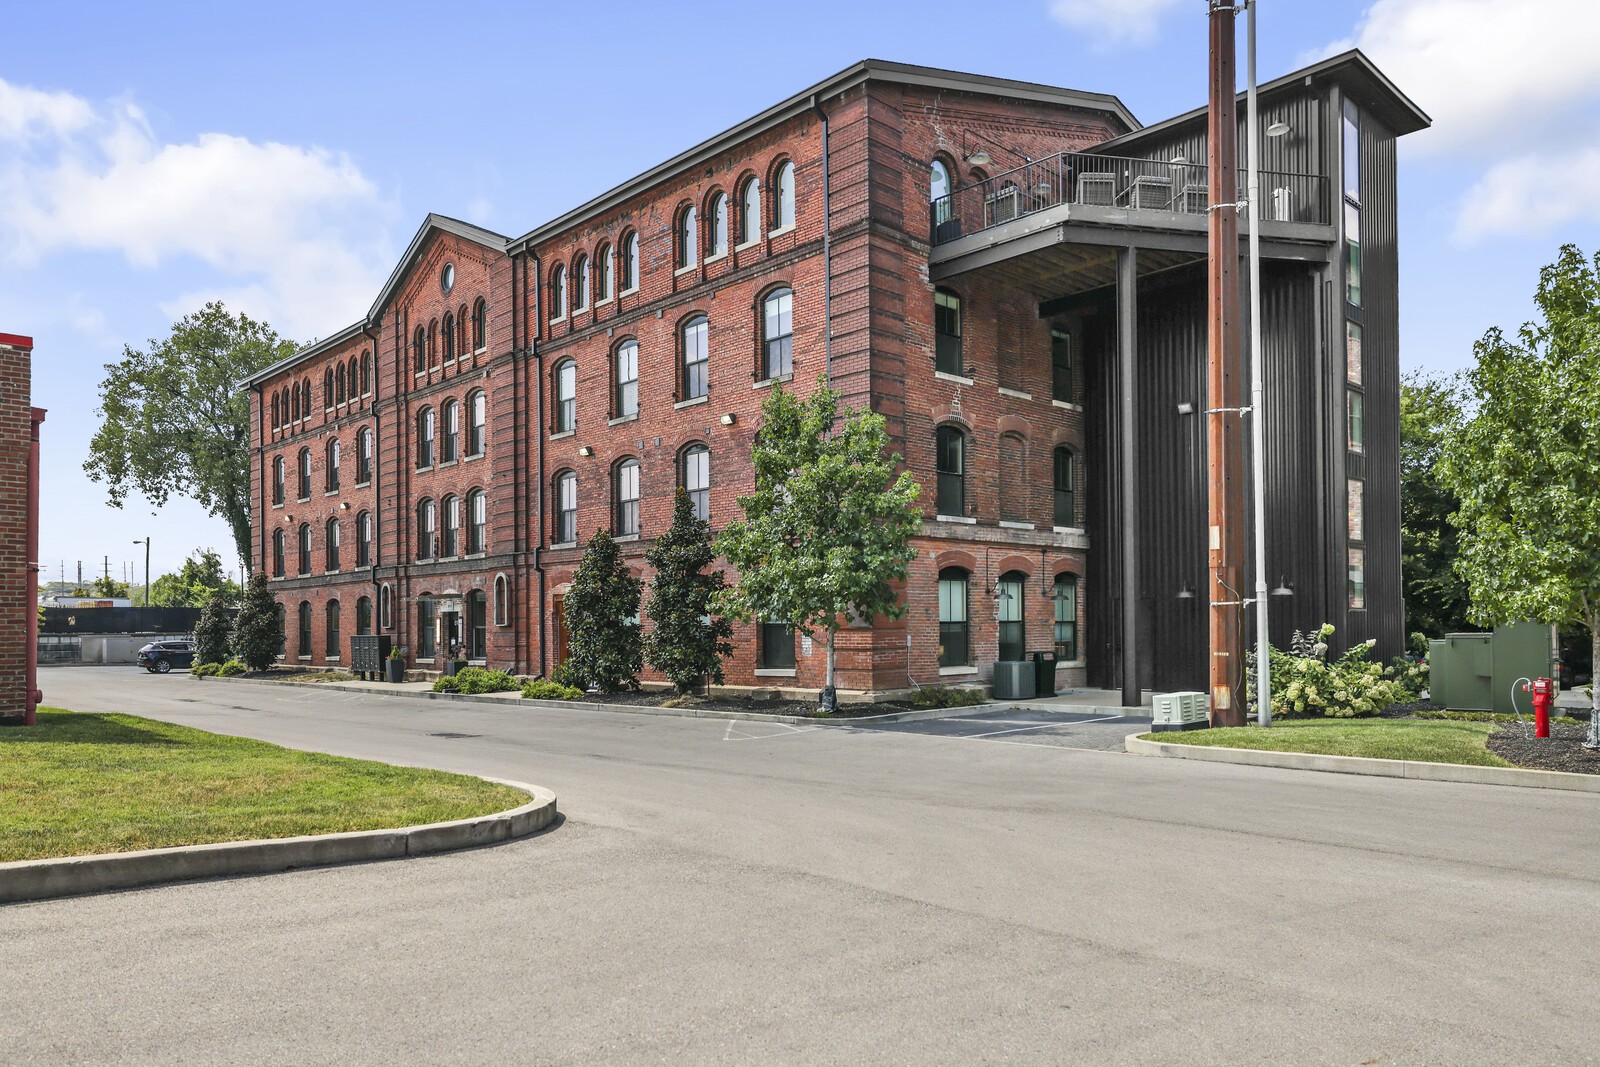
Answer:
(930, 150, 1329, 245)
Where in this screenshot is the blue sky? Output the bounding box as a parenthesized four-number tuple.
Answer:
(3, 0, 1598, 583)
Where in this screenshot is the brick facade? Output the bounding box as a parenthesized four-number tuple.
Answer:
(245, 63, 1138, 696)
(0, 333, 38, 722)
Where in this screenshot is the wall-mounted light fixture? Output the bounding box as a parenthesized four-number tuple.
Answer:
(1266, 121, 1291, 139)
(1170, 155, 1191, 166)
(720, 413, 736, 426)
(1176, 583, 1197, 600)
(283, 514, 294, 524)
(1176, 401, 1196, 415)
(577, 445, 593, 457)
(1271, 576, 1295, 597)
(340, 501, 351, 510)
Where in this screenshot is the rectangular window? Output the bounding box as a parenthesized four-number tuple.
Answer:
(1051, 329, 1073, 403)
(935, 428, 964, 517)
(1053, 578, 1078, 661)
(1348, 547, 1366, 610)
(938, 576, 969, 668)
(996, 577, 1025, 662)
(1348, 390, 1365, 453)
(1345, 200, 1362, 307)
(1053, 450, 1076, 528)
(1346, 321, 1363, 385)
(934, 290, 963, 376)
(1348, 478, 1364, 542)
(759, 622, 795, 669)
(1343, 98, 1361, 204)
(418, 599, 437, 658)
(682, 319, 710, 400)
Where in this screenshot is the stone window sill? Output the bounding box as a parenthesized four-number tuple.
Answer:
(675, 395, 709, 410)
(674, 264, 697, 277)
(705, 251, 729, 265)
(619, 286, 639, 298)
(1052, 400, 1084, 412)
(551, 541, 577, 550)
(938, 666, 978, 676)
(998, 521, 1034, 530)
(613, 534, 640, 543)
(767, 223, 795, 239)
(936, 514, 976, 525)
(754, 668, 797, 677)
(753, 375, 793, 390)
(735, 238, 762, 252)
(608, 413, 639, 427)
(998, 387, 1033, 400)
(935, 371, 974, 386)
(1053, 525, 1086, 535)
(550, 429, 575, 440)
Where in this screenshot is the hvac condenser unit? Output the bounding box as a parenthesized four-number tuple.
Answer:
(1151, 691, 1209, 732)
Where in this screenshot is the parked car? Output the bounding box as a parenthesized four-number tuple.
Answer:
(137, 641, 196, 674)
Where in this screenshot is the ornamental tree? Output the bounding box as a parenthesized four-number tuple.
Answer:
(564, 528, 643, 693)
(231, 572, 283, 673)
(714, 377, 921, 711)
(193, 591, 236, 666)
(644, 489, 734, 694)
(1400, 371, 1471, 637)
(1438, 244, 1600, 746)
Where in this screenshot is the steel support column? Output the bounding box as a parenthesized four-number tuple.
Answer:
(1118, 245, 1139, 709)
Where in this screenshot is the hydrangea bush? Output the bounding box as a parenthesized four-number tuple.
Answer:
(1248, 624, 1417, 718)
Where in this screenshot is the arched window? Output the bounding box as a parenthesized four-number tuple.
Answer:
(773, 160, 796, 230)
(379, 583, 392, 631)
(998, 433, 1026, 524)
(466, 590, 487, 660)
(417, 594, 437, 658)
(272, 456, 285, 506)
(472, 299, 487, 352)
(708, 192, 728, 258)
(938, 568, 970, 668)
(271, 528, 285, 578)
(554, 360, 576, 432)
(1053, 447, 1077, 528)
(930, 158, 952, 235)
(442, 312, 456, 361)
(681, 443, 710, 521)
(325, 438, 340, 492)
(302, 379, 312, 417)
(297, 523, 312, 575)
(325, 599, 341, 661)
(360, 351, 372, 395)
(740, 176, 761, 245)
(428, 319, 438, 366)
(291, 384, 300, 422)
(298, 601, 313, 657)
(762, 287, 793, 380)
(997, 571, 1027, 661)
(596, 244, 613, 302)
(356, 510, 372, 568)
(271, 393, 281, 431)
(614, 458, 640, 536)
(441, 494, 460, 557)
(934, 288, 963, 375)
(325, 517, 341, 571)
(414, 327, 427, 373)
(336, 363, 347, 404)
(347, 356, 358, 400)
(573, 254, 589, 310)
(935, 426, 965, 517)
(614, 339, 639, 418)
(555, 470, 578, 544)
(1053, 574, 1079, 661)
(356, 427, 372, 484)
(677, 204, 698, 269)
(493, 574, 510, 627)
(467, 390, 487, 456)
(276, 603, 287, 657)
(468, 489, 487, 554)
(297, 448, 311, 501)
(417, 498, 436, 560)
(1051, 328, 1073, 403)
(681, 314, 709, 400)
(324, 368, 334, 409)
(441, 399, 460, 464)
(550, 263, 567, 319)
(621, 231, 639, 291)
(416, 407, 435, 468)
(356, 595, 372, 636)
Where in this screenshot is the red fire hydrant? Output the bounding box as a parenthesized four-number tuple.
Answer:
(1524, 677, 1555, 739)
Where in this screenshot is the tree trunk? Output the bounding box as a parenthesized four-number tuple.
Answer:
(1588, 616, 1599, 750)
(821, 629, 837, 714)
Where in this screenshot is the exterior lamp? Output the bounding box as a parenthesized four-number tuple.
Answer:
(577, 445, 593, 457)
(1176, 401, 1196, 415)
(1176, 584, 1197, 600)
(965, 148, 991, 167)
(720, 413, 736, 426)
(1271, 576, 1294, 597)
(1170, 155, 1191, 166)
(1266, 121, 1291, 138)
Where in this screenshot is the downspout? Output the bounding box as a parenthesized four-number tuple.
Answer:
(26, 404, 45, 724)
(362, 322, 382, 630)
(252, 383, 265, 576)
(809, 94, 833, 384)
(528, 253, 548, 678)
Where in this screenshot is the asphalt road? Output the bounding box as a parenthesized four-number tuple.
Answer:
(5, 668, 1598, 1065)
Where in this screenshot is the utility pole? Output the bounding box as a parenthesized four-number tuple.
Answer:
(1207, 0, 1247, 727)
(1246, 0, 1272, 727)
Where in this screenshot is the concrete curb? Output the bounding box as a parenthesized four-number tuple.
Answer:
(1124, 734, 1600, 794)
(201, 673, 999, 726)
(0, 778, 558, 905)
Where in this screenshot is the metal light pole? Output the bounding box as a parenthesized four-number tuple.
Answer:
(133, 538, 150, 629)
(1246, 0, 1271, 726)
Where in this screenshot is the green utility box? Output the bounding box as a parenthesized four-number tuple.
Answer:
(1428, 623, 1556, 713)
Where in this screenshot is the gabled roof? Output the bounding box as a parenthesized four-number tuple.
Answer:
(367, 212, 510, 322)
(238, 320, 367, 389)
(506, 60, 1140, 255)
(1093, 49, 1430, 153)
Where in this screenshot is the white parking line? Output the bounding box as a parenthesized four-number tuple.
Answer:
(964, 714, 1125, 739)
(722, 719, 829, 742)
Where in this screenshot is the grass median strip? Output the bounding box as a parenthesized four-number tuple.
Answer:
(1140, 717, 1514, 768)
(0, 709, 526, 863)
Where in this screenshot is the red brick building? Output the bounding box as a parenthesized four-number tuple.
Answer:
(243, 55, 1425, 699)
(0, 332, 43, 725)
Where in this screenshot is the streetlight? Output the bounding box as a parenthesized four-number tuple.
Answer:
(133, 539, 150, 630)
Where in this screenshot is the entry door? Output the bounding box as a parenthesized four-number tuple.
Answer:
(552, 595, 570, 667)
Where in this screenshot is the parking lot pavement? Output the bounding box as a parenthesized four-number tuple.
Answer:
(848, 705, 1150, 752)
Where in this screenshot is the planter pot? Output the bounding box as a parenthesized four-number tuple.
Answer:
(444, 659, 467, 678)
(385, 660, 405, 683)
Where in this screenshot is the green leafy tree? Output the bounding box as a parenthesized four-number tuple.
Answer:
(1400, 371, 1471, 636)
(150, 548, 242, 608)
(231, 572, 283, 672)
(193, 591, 236, 666)
(1438, 244, 1600, 747)
(90, 576, 131, 599)
(564, 528, 643, 693)
(644, 489, 734, 694)
(85, 302, 298, 570)
(714, 377, 921, 711)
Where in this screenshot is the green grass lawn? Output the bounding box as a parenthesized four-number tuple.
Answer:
(0, 709, 527, 863)
(1140, 717, 1513, 768)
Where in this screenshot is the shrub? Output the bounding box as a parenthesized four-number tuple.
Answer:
(1389, 655, 1430, 699)
(193, 594, 234, 665)
(522, 678, 584, 701)
(550, 661, 582, 690)
(644, 489, 734, 694)
(911, 684, 986, 709)
(449, 667, 520, 695)
(218, 660, 247, 677)
(191, 661, 221, 678)
(232, 573, 283, 672)
(433, 676, 460, 693)
(1249, 624, 1413, 718)
(563, 529, 642, 693)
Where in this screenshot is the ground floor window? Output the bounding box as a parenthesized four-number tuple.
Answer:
(467, 590, 487, 660)
(1348, 548, 1366, 610)
(325, 600, 340, 659)
(418, 596, 436, 658)
(356, 595, 372, 636)
(1053, 574, 1078, 661)
(938, 568, 969, 668)
(297, 601, 312, 657)
(997, 571, 1026, 662)
(275, 604, 286, 657)
(759, 621, 795, 669)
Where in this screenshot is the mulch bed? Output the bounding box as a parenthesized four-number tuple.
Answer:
(1487, 721, 1600, 775)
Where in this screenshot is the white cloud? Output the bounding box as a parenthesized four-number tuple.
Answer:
(1048, 0, 1187, 47)
(0, 79, 396, 339)
(0, 80, 94, 142)
(1454, 146, 1600, 242)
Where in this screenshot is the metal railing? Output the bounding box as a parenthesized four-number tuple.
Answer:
(929, 150, 1329, 245)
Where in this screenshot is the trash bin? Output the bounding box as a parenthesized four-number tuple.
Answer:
(991, 661, 1036, 700)
(1030, 650, 1057, 696)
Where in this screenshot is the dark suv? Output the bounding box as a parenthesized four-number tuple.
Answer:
(137, 641, 196, 674)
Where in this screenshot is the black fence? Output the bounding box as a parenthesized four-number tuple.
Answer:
(40, 606, 211, 635)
